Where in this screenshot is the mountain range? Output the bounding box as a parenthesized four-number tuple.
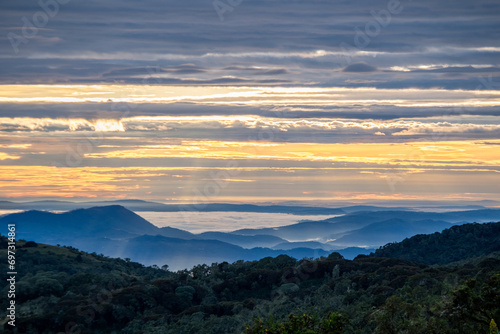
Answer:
(2, 220, 500, 333)
(2, 205, 500, 269)
(0, 199, 345, 215)
(2, 199, 497, 214)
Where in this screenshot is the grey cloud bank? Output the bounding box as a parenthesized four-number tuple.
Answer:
(0, 0, 499, 88)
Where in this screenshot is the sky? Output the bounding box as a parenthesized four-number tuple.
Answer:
(0, 0, 499, 205)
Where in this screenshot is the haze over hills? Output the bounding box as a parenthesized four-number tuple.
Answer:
(230, 209, 500, 243)
(197, 232, 287, 249)
(0, 206, 338, 269)
(2, 199, 498, 214)
(1, 221, 500, 333)
(0, 200, 345, 215)
(232, 219, 366, 241)
(332, 219, 453, 247)
(0, 205, 180, 242)
(2, 205, 500, 270)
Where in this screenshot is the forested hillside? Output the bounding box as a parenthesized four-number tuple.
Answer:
(373, 221, 500, 265)
(1, 222, 500, 333)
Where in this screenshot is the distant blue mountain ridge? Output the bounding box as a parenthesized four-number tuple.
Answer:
(1, 205, 500, 270)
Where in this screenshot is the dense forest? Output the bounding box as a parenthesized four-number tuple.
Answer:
(1, 222, 500, 333)
(373, 222, 500, 265)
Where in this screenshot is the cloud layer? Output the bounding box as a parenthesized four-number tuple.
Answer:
(1, 0, 499, 88)
(0, 0, 499, 203)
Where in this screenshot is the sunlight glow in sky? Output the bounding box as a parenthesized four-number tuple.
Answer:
(1, 0, 499, 204)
